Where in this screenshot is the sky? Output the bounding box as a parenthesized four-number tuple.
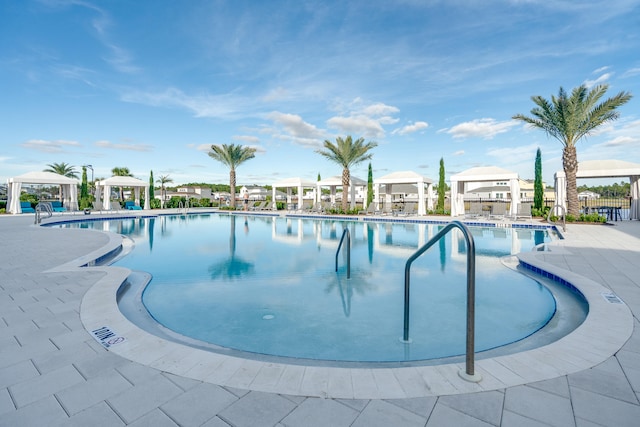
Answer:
(1, 0, 639, 189)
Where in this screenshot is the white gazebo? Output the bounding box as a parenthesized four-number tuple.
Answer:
(450, 166, 521, 217)
(7, 171, 80, 214)
(316, 175, 367, 209)
(95, 176, 150, 210)
(374, 171, 434, 215)
(271, 177, 317, 210)
(554, 159, 640, 220)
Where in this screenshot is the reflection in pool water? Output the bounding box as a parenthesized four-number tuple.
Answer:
(57, 214, 561, 362)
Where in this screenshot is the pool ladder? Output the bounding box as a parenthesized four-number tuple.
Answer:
(548, 204, 566, 232)
(335, 228, 351, 279)
(403, 220, 481, 382)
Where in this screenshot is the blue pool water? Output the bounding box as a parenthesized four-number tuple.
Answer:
(57, 214, 559, 363)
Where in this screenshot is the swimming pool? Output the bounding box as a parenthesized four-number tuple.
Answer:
(55, 213, 582, 365)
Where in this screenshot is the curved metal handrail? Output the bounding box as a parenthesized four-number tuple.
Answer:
(34, 202, 53, 224)
(548, 204, 566, 232)
(335, 227, 351, 279)
(402, 220, 480, 382)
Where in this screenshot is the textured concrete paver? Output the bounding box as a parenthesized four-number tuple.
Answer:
(1, 213, 640, 426)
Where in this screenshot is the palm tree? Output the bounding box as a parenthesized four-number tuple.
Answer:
(207, 144, 256, 209)
(513, 84, 632, 217)
(111, 167, 133, 201)
(44, 162, 78, 201)
(316, 136, 377, 212)
(156, 174, 173, 209)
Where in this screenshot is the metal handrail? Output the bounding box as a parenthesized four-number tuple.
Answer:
(34, 202, 53, 224)
(402, 220, 481, 382)
(335, 228, 351, 279)
(548, 204, 566, 232)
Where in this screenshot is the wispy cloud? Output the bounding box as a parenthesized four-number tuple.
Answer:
(327, 99, 399, 138)
(442, 119, 518, 139)
(583, 72, 612, 88)
(121, 87, 253, 119)
(233, 135, 261, 144)
(487, 143, 540, 164)
(20, 139, 81, 153)
(94, 140, 153, 152)
(394, 121, 429, 135)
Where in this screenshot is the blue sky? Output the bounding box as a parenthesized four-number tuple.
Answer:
(2, 0, 639, 188)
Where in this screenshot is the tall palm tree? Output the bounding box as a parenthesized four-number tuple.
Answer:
(44, 162, 78, 201)
(111, 166, 133, 201)
(513, 84, 632, 217)
(156, 174, 173, 209)
(208, 144, 256, 209)
(316, 136, 377, 212)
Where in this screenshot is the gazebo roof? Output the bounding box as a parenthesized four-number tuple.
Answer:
(97, 176, 148, 187)
(272, 177, 317, 188)
(8, 171, 79, 185)
(450, 166, 518, 182)
(575, 160, 640, 178)
(374, 170, 433, 184)
(317, 175, 366, 186)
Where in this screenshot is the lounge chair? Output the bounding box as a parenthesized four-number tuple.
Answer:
(51, 201, 67, 212)
(489, 203, 507, 220)
(124, 201, 142, 210)
(92, 201, 104, 213)
(250, 201, 266, 211)
(358, 202, 376, 215)
(397, 203, 416, 216)
(20, 201, 35, 213)
(465, 202, 484, 219)
(513, 202, 532, 221)
(381, 203, 394, 216)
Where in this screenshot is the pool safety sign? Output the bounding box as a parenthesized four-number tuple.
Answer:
(601, 292, 623, 304)
(91, 326, 126, 348)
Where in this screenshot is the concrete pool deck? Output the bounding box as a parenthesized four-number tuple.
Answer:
(1, 211, 639, 425)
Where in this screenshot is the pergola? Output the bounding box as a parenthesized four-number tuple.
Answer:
(450, 166, 520, 217)
(554, 159, 640, 220)
(7, 171, 79, 214)
(316, 175, 367, 209)
(374, 171, 434, 215)
(271, 177, 317, 210)
(95, 176, 150, 210)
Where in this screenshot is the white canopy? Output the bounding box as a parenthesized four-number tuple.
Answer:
(554, 159, 640, 220)
(374, 171, 434, 215)
(317, 175, 367, 209)
(7, 171, 80, 214)
(95, 176, 150, 210)
(450, 166, 520, 217)
(272, 177, 317, 210)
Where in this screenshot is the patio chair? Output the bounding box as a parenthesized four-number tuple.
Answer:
(250, 201, 266, 211)
(397, 203, 416, 216)
(465, 202, 484, 219)
(51, 201, 67, 212)
(513, 202, 532, 221)
(358, 202, 376, 215)
(124, 201, 142, 210)
(489, 203, 507, 220)
(20, 201, 35, 213)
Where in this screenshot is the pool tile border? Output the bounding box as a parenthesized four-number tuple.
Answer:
(70, 213, 634, 399)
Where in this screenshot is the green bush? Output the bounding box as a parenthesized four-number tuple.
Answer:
(150, 199, 161, 209)
(531, 206, 550, 217)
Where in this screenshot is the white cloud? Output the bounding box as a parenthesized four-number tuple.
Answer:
(443, 118, 518, 139)
(583, 72, 612, 88)
(453, 150, 465, 156)
(394, 121, 429, 135)
(20, 139, 81, 153)
(94, 140, 153, 152)
(266, 112, 325, 139)
(326, 100, 399, 138)
(233, 135, 261, 144)
(121, 88, 249, 119)
(487, 143, 540, 163)
(601, 136, 638, 147)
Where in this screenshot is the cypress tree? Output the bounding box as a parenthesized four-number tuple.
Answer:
(149, 170, 155, 201)
(367, 162, 373, 207)
(534, 148, 543, 210)
(437, 158, 445, 211)
(80, 166, 88, 199)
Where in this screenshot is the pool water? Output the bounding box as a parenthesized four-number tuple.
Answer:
(57, 214, 559, 363)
